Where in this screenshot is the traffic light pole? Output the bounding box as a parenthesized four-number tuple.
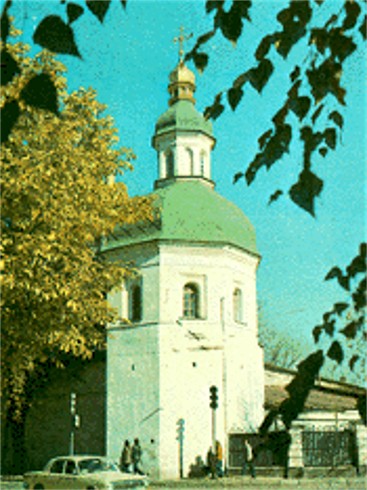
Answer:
(209, 385, 218, 478)
(70, 392, 76, 455)
(177, 418, 185, 478)
(211, 406, 216, 462)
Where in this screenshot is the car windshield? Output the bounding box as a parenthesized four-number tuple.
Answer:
(78, 458, 119, 474)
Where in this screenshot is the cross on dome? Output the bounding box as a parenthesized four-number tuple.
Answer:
(173, 26, 193, 63)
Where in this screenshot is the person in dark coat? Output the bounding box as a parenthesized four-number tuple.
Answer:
(120, 440, 132, 473)
(132, 438, 144, 475)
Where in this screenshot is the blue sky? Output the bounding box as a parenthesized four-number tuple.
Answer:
(8, 0, 366, 378)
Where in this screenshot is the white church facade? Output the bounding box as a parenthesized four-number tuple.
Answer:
(104, 60, 265, 479)
(3, 60, 365, 478)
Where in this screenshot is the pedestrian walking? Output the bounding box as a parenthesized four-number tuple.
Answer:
(242, 438, 256, 478)
(206, 446, 216, 479)
(120, 439, 132, 473)
(132, 438, 144, 475)
(215, 440, 224, 477)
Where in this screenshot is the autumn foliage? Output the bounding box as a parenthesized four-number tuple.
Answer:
(1, 31, 152, 418)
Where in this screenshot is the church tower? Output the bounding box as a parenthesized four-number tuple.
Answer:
(105, 55, 264, 479)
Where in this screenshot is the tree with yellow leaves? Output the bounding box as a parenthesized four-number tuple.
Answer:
(1, 30, 152, 425)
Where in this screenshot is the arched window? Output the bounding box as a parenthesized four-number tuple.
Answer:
(183, 283, 199, 319)
(166, 150, 174, 178)
(186, 148, 194, 175)
(200, 151, 206, 176)
(233, 288, 243, 323)
(131, 285, 142, 322)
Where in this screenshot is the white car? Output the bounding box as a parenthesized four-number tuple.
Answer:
(23, 455, 148, 489)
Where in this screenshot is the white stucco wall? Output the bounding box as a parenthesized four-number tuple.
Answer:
(155, 133, 214, 180)
(107, 241, 264, 479)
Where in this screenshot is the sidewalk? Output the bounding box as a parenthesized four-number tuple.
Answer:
(149, 475, 366, 489)
(1, 475, 366, 489)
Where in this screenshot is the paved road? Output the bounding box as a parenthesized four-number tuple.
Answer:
(1, 477, 366, 489)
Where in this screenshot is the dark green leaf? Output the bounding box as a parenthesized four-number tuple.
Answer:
(1, 99, 20, 144)
(33, 15, 81, 57)
(324, 127, 337, 149)
(307, 58, 345, 104)
(206, 0, 224, 14)
(310, 28, 328, 54)
(204, 93, 224, 120)
(325, 13, 338, 28)
(349, 355, 359, 372)
(340, 320, 359, 340)
(329, 28, 356, 62)
(20, 73, 58, 114)
(289, 96, 311, 121)
(86, 0, 111, 23)
(333, 302, 349, 315)
(359, 15, 367, 40)
(272, 105, 289, 126)
(245, 154, 263, 185)
(258, 129, 272, 150)
(248, 59, 274, 93)
(233, 172, 244, 184)
(192, 51, 209, 73)
(1, 49, 20, 86)
(268, 189, 283, 205)
(313, 326, 322, 343)
(287, 79, 301, 100)
(343, 0, 361, 30)
(233, 71, 248, 89)
(323, 319, 335, 337)
(233, 0, 252, 21)
(227, 86, 243, 111)
(327, 341, 344, 364)
(119, 0, 127, 9)
(347, 250, 367, 277)
(67, 3, 84, 24)
(217, 8, 243, 43)
(0, 0, 11, 42)
(329, 110, 343, 128)
(352, 278, 367, 310)
(255, 34, 274, 61)
(290, 65, 300, 83)
(311, 104, 324, 124)
(289, 169, 323, 216)
(196, 29, 216, 47)
(319, 147, 328, 157)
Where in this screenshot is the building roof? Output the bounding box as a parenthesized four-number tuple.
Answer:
(155, 99, 214, 138)
(265, 385, 359, 412)
(107, 180, 258, 255)
(264, 364, 364, 413)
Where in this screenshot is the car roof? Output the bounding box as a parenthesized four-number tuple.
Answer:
(49, 455, 110, 462)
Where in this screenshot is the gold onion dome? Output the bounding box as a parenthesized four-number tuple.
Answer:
(168, 61, 196, 106)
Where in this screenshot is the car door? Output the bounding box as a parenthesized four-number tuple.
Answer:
(47, 458, 68, 489)
(63, 459, 80, 489)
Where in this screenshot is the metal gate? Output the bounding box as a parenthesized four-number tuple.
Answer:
(228, 432, 289, 468)
(302, 430, 356, 467)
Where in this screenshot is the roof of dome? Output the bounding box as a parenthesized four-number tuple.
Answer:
(108, 181, 258, 256)
(169, 62, 195, 86)
(155, 100, 214, 138)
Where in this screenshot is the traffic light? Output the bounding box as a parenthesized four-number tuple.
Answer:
(70, 392, 76, 415)
(209, 385, 218, 409)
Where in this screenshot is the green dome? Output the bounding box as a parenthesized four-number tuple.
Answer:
(109, 181, 258, 256)
(155, 100, 213, 138)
